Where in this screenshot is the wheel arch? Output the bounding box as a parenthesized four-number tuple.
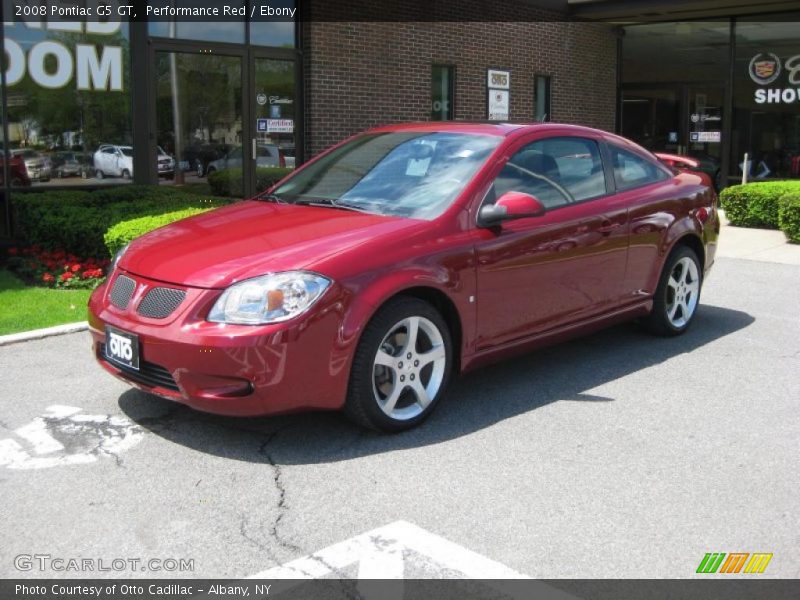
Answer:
(385, 286, 463, 373)
(341, 280, 467, 376)
(670, 232, 705, 273)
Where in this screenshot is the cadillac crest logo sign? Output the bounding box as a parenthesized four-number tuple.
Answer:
(749, 52, 781, 85)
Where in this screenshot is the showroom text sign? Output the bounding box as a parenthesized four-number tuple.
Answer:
(750, 52, 800, 105)
(3, 18, 123, 91)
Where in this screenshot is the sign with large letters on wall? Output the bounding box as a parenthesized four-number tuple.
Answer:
(749, 52, 800, 105)
(3, 19, 124, 91)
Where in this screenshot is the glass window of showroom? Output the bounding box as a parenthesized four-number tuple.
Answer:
(2, 18, 132, 187)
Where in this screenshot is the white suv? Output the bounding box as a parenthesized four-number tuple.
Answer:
(93, 144, 174, 179)
(93, 144, 133, 179)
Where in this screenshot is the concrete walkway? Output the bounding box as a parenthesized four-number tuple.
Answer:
(717, 211, 800, 265)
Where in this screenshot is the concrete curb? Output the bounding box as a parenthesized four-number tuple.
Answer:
(0, 322, 88, 347)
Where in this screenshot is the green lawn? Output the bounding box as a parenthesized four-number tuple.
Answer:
(0, 270, 92, 336)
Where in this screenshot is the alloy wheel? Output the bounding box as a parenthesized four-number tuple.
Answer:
(665, 256, 700, 328)
(372, 316, 447, 421)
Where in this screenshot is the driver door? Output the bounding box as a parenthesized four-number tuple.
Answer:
(473, 134, 629, 350)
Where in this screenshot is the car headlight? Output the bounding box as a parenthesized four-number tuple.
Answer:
(111, 243, 130, 271)
(208, 271, 331, 325)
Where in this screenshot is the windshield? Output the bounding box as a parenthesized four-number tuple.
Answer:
(272, 132, 501, 219)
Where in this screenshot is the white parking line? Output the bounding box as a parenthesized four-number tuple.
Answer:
(0, 405, 144, 470)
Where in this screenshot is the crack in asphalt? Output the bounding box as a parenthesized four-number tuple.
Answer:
(41, 414, 143, 468)
(252, 427, 359, 594)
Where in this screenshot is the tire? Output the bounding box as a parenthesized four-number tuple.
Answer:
(345, 297, 453, 432)
(643, 245, 702, 337)
(96, 169, 105, 179)
(122, 169, 131, 180)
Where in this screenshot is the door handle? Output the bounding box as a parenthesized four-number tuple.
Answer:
(598, 220, 620, 235)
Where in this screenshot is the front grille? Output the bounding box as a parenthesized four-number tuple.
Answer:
(109, 275, 136, 309)
(99, 344, 180, 392)
(137, 287, 186, 319)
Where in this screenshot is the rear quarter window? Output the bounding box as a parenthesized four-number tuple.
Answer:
(610, 145, 669, 191)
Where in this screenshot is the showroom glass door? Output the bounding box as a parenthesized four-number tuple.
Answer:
(622, 84, 726, 187)
(621, 87, 682, 154)
(153, 47, 245, 198)
(685, 85, 725, 187)
(250, 55, 299, 194)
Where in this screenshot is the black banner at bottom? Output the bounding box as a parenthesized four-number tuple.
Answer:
(2, 579, 798, 600)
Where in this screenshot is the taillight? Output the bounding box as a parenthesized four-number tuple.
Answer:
(694, 207, 709, 224)
(279, 151, 286, 168)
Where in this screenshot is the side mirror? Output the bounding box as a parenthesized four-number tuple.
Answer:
(478, 191, 546, 227)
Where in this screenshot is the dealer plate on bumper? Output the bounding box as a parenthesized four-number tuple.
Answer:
(105, 326, 140, 370)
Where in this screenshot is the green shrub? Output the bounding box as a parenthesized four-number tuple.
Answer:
(13, 186, 230, 258)
(720, 181, 800, 228)
(207, 167, 292, 198)
(778, 194, 800, 244)
(104, 207, 213, 257)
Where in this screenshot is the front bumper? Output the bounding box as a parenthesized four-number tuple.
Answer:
(88, 270, 351, 416)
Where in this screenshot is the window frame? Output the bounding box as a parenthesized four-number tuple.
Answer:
(477, 134, 613, 220)
(431, 64, 456, 121)
(534, 74, 552, 123)
(605, 142, 673, 193)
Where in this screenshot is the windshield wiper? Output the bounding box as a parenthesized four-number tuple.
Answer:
(258, 193, 286, 203)
(293, 197, 374, 214)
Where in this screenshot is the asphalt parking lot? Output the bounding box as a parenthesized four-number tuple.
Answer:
(0, 257, 798, 580)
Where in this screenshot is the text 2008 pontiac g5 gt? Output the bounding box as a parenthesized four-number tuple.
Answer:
(89, 123, 718, 431)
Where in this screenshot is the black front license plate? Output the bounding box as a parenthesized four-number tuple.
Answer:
(105, 326, 140, 370)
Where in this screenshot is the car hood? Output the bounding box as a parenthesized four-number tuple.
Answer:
(119, 201, 422, 288)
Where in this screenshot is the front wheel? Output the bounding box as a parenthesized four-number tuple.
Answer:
(643, 245, 702, 336)
(345, 297, 452, 432)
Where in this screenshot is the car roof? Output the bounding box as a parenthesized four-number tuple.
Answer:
(364, 122, 612, 139)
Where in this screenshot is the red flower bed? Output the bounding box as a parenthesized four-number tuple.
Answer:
(5, 246, 109, 290)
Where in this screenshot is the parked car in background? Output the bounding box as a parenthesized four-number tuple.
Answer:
(183, 143, 233, 177)
(90, 122, 718, 432)
(10, 149, 51, 182)
(93, 144, 174, 179)
(281, 145, 296, 169)
(0, 155, 32, 187)
(156, 146, 175, 178)
(94, 144, 133, 179)
(51, 151, 92, 178)
(205, 143, 284, 175)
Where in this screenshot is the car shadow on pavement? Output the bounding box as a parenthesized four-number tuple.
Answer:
(118, 304, 754, 465)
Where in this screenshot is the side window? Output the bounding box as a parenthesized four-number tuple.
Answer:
(610, 145, 668, 190)
(490, 136, 606, 209)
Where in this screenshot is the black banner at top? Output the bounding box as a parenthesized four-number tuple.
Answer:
(2, 0, 568, 23)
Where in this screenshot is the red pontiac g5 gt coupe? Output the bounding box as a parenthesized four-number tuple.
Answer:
(89, 123, 719, 431)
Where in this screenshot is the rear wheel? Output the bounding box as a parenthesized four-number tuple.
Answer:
(96, 169, 105, 179)
(345, 297, 452, 432)
(121, 169, 131, 180)
(643, 245, 702, 336)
